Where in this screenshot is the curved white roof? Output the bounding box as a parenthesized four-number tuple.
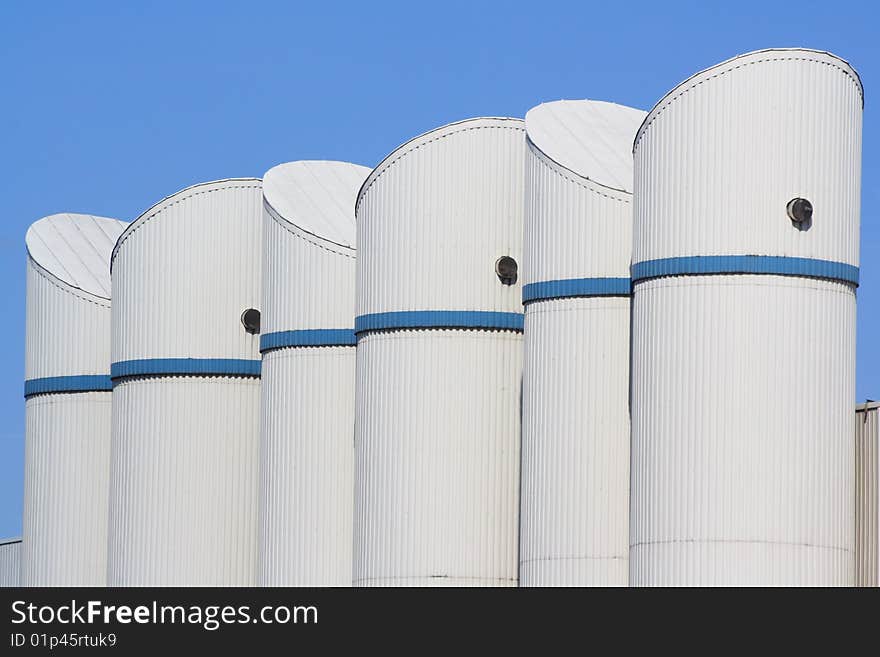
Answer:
(26, 213, 127, 299)
(525, 100, 646, 193)
(357, 116, 525, 211)
(635, 48, 863, 149)
(263, 161, 369, 250)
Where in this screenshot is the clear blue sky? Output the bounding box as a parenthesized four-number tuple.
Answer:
(0, 1, 876, 537)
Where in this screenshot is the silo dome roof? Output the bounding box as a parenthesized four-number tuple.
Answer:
(263, 161, 369, 251)
(25, 213, 127, 299)
(525, 100, 646, 194)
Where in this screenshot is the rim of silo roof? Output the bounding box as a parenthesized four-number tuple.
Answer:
(525, 99, 647, 195)
(263, 160, 370, 252)
(25, 213, 128, 302)
(0, 537, 22, 546)
(635, 48, 864, 152)
(356, 116, 525, 214)
(111, 178, 261, 270)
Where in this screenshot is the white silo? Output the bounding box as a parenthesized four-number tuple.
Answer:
(855, 401, 878, 587)
(0, 539, 22, 587)
(108, 179, 263, 586)
(258, 160, 369, 586)
(631, 49, 862, 586)
(520, 100, 646, 586)
(354, 117, 525, 587)
(22, 213, 127, 586)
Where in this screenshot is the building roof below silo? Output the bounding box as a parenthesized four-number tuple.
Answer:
(263, 161, 369, 250)
(25, 213, 127, 299)
(525, 100, 646, 193)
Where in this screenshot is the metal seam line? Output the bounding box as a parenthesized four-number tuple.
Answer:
(354, 310, 524, 335)
(24, 374, 113, 398)
(522, 277, 632, 304)
(260, 329, 357, 353)
(631, 255, 859, 286)
(110, 358, 262, 381)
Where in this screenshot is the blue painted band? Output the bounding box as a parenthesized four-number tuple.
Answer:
(354, 310, 524, 335)
(110, 358, 262, 381)
(260, 329, 357, 353)
(24, 375, 112, 398)
(522, 277, 632, 304)
(631, 255, 859, 286)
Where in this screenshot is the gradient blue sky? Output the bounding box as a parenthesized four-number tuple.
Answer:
(0, 1, 877, 537)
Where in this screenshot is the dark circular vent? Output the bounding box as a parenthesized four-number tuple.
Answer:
(786, 197, 813, 225)
(495, 256, 518, 285)
(241, 308, 261, 335)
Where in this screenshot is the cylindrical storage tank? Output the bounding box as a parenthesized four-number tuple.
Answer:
(354, 117, 525, 586)
(22, 213, 127, 586)
(108, 179, 263, 586)
(631, 49, 862, 586)
(520, 101, 646, 586)
(855, 402, 878, 587)
(258, 161, 369, 586)
(0, 539, 22, 587)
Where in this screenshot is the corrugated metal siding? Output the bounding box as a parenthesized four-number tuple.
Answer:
(258, 349, 355, 586)
(855, 404, 879, 587)
(108, 377, 260, 586)
(0, 540, 21, 587)
(356, 118, 524, 317)
(353, 331, 521, 586)
(354, 119, 524, 586)
(25, 259, 111, 381)
(22, 217, 120, 586)
(109, 180, 263, 586)
(258, 173, 360, 585)
(520, 298, 630, 586)
(261, 199, 355, 336)
(630, 49, 861, 587)
(519, 103, 640, 586)
(111, 180, 262, 363)
(22, 393, 111, 586)
(523, 133, 633, 287)
(630, 276, 856, 585)
(633, 50, 862, 268)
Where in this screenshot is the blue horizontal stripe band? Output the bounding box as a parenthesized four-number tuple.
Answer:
(354, 310, 524, 335)
(522, 277, 632, 304)
(260, 329, 356, 353)
(110, 358, 262, 381)
(631, 255, 859, 286)
(24, 375, 112, 398)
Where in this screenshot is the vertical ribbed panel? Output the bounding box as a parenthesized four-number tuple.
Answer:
(520, 298, 630, 586)
(633, 50, 862, 267)
(108, 377, 260, 586)
(258, 349, 355, 585)
(25, 260, 111, 380)
(112, 180, 263, 362)
(354, 331, 521, 586)
(109, 180, 263, 586)
(354, 119, 525, 586)
(258, 162, 365, 586)
(23, 214, 122, 586)
(22, 393, 111, 586)
(356, 118, 524, 316)
(631, 49, 862, 587)
(261, 201, 356, 335)
(519, 101, 643, 586)
(0, 541, 21, 587)
(631, 276, 855, 585)
(855, 405, 878, 587)
(522, 139, 633, 285)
